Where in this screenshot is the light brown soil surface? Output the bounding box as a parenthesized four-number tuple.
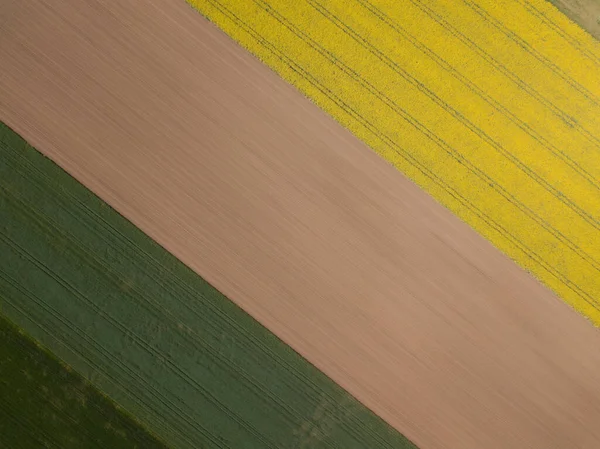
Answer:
(2, 1, 600, 448)
(551, 0, 600, 39)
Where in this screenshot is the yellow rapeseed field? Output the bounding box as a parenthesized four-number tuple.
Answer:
(188, 0, 600, 324)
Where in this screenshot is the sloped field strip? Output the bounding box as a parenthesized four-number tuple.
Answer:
(0, 314, 169, 449)
(186, 0, 600, 325)
(0, 122, 418, 449)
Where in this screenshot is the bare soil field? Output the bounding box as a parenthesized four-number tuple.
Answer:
(551, 0, 600, 38)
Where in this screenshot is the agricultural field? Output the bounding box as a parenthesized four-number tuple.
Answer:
(1, 0, 600, 448)
(0, 121, 416, 448)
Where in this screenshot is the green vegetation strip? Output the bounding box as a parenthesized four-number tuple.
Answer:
(0, 121, 417, 449)
(0, 314, 168, 449)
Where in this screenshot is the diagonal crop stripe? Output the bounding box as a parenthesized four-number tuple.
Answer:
(0, 122, 418, 449)
(186, 0, 600, 324)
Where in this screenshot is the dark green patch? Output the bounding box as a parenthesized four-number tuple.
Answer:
(0, 121, 417, 449)
(0, 314, 168, 449)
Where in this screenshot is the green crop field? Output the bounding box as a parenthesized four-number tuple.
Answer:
(0, 314, 168, 449)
